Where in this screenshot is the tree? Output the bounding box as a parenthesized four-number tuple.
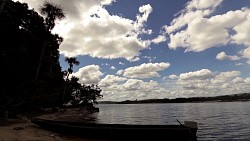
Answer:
(65, 57, 80, 77)
(1, 0, 64, 113)
(62, 57, 80, 102)
(40, 0, 65, 31)
(35, 1, 65, 80)
(69, 84, 103, 107)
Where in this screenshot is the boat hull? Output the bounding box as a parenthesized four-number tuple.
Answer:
(31, 118, 197, 141)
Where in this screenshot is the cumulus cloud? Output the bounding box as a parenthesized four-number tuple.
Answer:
(165, 0, 223, 34)
(116, 70, 124, 75)
(167, 9, 250, 52)
(211, 71, 241, 84)
(119, 62, 171, 79)
(119, 62, 125, 65)
(73, 65, 103, 84)
(99, 75, 127, 87)
(235, 63, 243, 66)
(151, 35, 167, 44)
(216, 52, 240, 61)
(101, 0, 115, 6)
(17, 0, 156, 61)
(241, 47, 250, 64)
(99, 77, 170, 101)
(58, 3, 154, 61)
(164, 0, 250, 64)
(143, 56, 156, 63)
(179, 69, 214, 80)
(100, 70, 250, 101)
(110, 66, 116, 70)
(169, 69, 250, 97)
(186, 0, 223, 10)
(169, 74, 179, 79)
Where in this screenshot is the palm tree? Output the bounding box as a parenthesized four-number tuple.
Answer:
(40, 0, 65, 31)
(35, 1, 65, 80)
(64, 57, 80, 80)
(62, 57, 80, 102)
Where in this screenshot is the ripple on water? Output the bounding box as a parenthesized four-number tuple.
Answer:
(97, 102, 250, 140)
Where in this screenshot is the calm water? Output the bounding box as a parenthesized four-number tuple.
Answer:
(95, 102, 250, 141)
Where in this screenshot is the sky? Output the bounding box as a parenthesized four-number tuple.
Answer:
(15, 0, 250, 101)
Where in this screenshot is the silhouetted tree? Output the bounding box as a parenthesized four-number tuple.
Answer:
(0, 0, 102, 116)
(0, 0, 64, 113)
(35, 0, 65, 80)
(62, 57, 80, 102)
(69, 84, 103, 107)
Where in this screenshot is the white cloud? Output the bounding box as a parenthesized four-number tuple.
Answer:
(99, 75, 127, 87)
(143, 56, 156, 63)
(169, 74, 179, 79)
(170, 69, 250, 97)
(17, 0, 155, 61)
(120, 62, 171, 79)
(165, 0, 223, 34)
(179, 69, 214, 80)
(110, 66, 116, 70)
(216, 52, 240, 61)
(232, 77, 244, 84)
(116, 70, 124, 75)
(102, 63, 109, 66)
(211, 71, 241, 84)
(129, 57, 140, 62)
(165, 0, 250, 64)
(134, 4, 153, 34)
(186, 0, 223, 10)
(241, 47, 250, 64)
(99, 77, 170, 101)
(73, 65, 103, 84)
(245, 77, 250, 83)
(231, 10, 250, 46)
(151, 35, 166, 44)
(101, 0, 115, 6)
(58, 3, 154, 61)
(119, 62, 125, 65)
(100, 70, 250, 101)
(235, 63, 243, 66)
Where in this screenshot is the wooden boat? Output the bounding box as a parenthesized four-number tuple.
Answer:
(31, 118, 198, 141)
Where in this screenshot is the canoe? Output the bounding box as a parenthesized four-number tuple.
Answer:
(31, 118, 198, 141)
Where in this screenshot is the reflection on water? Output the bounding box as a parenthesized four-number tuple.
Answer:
(96, 102, 250, 140)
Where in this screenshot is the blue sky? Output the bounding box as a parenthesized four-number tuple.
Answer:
(17, 0, 250, 101)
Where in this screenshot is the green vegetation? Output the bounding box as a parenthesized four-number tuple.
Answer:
(99, 93, 250, 104)
(0, 0, 102, 115)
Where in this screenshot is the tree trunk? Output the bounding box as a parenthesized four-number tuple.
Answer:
(62, 72, 70, 103)
(35, 41, 48, 80)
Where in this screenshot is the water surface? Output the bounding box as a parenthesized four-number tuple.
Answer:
(96, 102, 250, 140)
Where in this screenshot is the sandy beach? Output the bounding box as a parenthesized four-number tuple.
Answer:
(0, 108, 106, 141)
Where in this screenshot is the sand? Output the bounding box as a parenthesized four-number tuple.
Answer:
(0, 108, 106, 141)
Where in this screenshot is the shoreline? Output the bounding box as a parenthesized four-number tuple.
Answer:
(0, 108, 105, 141)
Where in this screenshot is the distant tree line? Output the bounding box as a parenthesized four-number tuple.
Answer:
(0, 0, 102, 115)
(99, 93, 250, 104)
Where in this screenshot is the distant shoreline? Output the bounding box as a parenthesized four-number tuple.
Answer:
(99, 93, 250, 104)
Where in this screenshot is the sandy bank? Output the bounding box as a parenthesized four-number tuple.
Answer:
(0, 108, 106, 141)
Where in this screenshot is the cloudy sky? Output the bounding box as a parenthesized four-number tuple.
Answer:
(16, 0, 250, 101)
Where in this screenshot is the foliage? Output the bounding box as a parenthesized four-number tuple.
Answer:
(63, 58, 102, 107)
(62, 57, 80, 102)
(0, 0, 102, 113)
(0, 0, 64, 112)
(66, 83, 103, 107)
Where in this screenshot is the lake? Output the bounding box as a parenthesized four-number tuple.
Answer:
(95, 102, 250, 140)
